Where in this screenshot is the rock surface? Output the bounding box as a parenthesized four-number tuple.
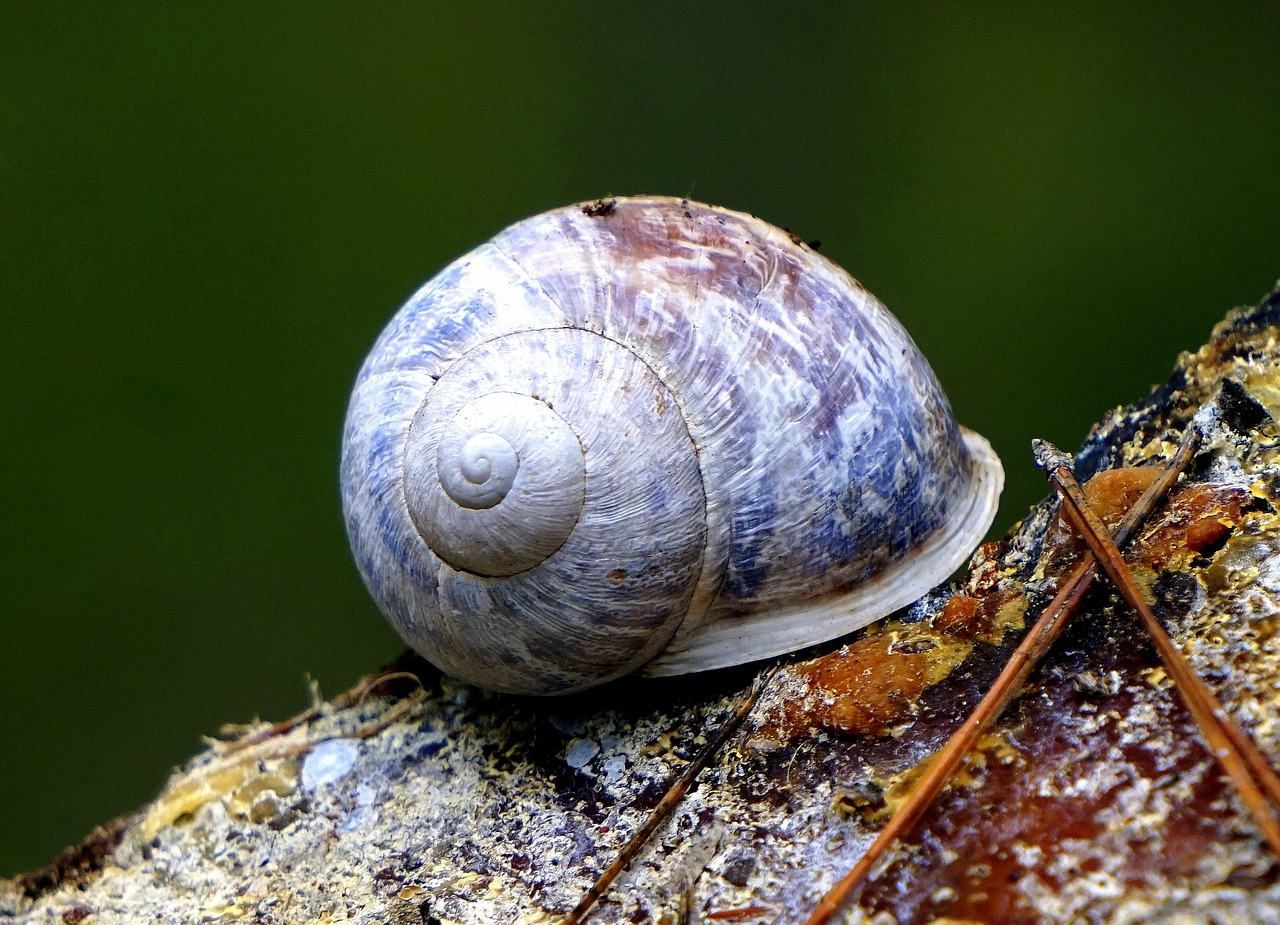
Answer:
(6, 289, 1280, 925)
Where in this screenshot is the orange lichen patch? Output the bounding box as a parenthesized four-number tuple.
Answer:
(1048, 467, 1163, 550)
(799, 644, 928, 736)
(935, 594, 980, 636)
(934, 589, 1027, 644)
(1185, 516, 1233, 552)
(1128, 483, 1251, 570)
(1082, 467, 1164, 526)
(1045, 470, 1251, 581)
(786, 622, 973, 737)
(763, 585, 1024, 743)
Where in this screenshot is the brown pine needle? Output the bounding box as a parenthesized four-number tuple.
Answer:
(1040, 440, 1280, 857)
(802, 427, 1200, 925)
(562, 667, 777, 925)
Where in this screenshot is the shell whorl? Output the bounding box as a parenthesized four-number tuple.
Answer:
(347, 321, 710, 694)
(341, 196, 1003, 695)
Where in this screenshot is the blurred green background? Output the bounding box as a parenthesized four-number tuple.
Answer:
(3, 3, 1280, 877)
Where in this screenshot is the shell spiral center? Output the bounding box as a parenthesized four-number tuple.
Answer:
(406, 391, 586, 578)
(441, 432, 519, 509)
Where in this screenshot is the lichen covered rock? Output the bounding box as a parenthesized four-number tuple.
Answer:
(6, 289, 1280, 925)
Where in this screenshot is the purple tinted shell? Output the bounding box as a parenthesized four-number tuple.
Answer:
(341, 197, 1002, 694)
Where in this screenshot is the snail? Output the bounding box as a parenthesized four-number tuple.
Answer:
(341, 196, 1003, 695)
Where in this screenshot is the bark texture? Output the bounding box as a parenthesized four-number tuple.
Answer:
(6, 289, 1280, 925)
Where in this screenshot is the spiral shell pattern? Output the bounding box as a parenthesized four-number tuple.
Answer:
(342, 197, 1002, 694)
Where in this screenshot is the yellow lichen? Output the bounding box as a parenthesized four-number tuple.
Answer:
(138, 757, 298, 840)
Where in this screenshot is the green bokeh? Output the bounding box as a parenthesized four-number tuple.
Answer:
(4, 3, 1280, 876)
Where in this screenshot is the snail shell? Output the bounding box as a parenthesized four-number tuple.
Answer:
(341, 196, 1003, 695)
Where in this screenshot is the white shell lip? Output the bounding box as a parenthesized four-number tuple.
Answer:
(642, 427, 1004, 676)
